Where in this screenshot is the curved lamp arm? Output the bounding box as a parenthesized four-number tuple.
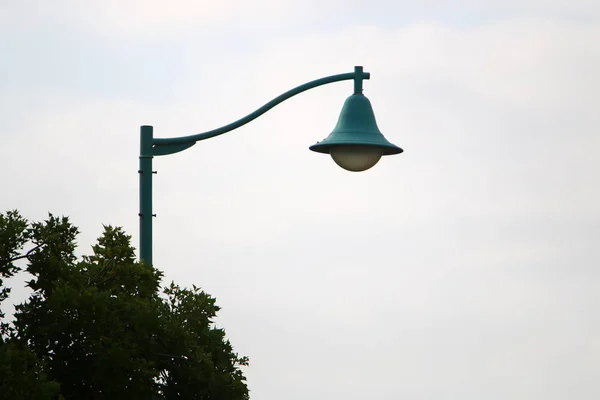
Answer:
(150, 66, 370, 156)
(139, 65, 371, 265)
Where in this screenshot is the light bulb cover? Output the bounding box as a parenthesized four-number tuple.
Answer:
(330, 145, 383, 172)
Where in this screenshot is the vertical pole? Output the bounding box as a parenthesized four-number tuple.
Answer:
(353, 65, 364, 95)
(139, 125, 154, 264)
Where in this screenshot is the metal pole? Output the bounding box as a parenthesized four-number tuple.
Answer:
(353, 66, 364, 94)
(139, 125, 154, 264)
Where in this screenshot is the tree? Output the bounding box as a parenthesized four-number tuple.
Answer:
(0, 210, 249, 399)
(0, 340, 62, 399)
(0, 210, 29, 337)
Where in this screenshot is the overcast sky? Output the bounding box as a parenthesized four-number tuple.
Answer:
(1, 1, 600, 399)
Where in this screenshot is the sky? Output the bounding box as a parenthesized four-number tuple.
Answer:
(1, 1, 599, 399)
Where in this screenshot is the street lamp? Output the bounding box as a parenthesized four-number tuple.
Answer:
(139, 66, 402, 264)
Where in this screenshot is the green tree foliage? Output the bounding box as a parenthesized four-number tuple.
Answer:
(0, 211, 249, 399)
(0, 210, 29, 336)
(0, 341, 62, 399)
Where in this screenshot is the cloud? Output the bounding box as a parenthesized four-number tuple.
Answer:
(1, 0, 333, 38)
(3, 0, 598, 39)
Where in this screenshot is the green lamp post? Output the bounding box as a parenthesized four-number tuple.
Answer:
(139, 66, 402, 264)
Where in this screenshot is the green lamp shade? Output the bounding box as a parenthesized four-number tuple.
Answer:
(310, 94, 402, 171)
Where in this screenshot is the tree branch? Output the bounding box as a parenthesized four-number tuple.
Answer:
(87, 257, 116, 286)
(1, 244, 44, 269)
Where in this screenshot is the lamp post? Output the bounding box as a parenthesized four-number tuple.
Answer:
(139, 66, 402, 264)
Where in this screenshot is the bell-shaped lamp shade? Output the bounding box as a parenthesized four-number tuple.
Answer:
(310, 94, 402, 172)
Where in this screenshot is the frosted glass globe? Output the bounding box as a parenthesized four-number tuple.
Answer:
(330, 145, 382, 172)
